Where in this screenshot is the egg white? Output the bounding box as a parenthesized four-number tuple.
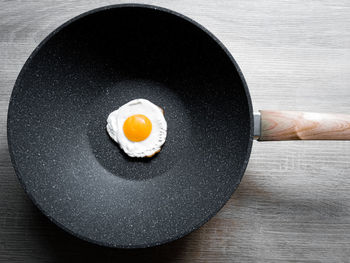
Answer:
(106, 99, 167, 157)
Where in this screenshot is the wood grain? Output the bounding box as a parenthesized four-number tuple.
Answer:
(1, 0, 350, 262)
(260, 111, 350, 140)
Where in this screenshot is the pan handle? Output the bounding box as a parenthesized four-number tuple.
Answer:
(254, 111, 350, 141)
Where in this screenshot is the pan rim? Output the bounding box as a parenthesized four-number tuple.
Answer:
(7, 3, 254, 248)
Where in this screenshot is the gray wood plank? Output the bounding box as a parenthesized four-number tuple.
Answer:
(1, 0, 349, 262)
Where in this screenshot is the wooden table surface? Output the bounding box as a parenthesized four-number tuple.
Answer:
(1, 0, 350, 262)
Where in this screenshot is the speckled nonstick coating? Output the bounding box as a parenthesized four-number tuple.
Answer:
(7, 4, 253, 248)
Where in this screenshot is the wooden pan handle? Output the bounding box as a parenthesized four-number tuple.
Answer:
(259, 111, 350, 141)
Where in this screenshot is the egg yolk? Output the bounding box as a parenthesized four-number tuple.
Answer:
(123, 114, 152, 142)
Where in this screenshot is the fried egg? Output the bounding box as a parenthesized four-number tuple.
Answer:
(106, 99, 167, 157)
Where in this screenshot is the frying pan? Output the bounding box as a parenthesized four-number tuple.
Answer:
(7, 4, 350, 248)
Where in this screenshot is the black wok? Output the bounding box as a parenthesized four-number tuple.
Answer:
(7, 4, 350, 248)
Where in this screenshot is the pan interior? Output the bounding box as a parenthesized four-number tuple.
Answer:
(7, 6, 252, 247)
